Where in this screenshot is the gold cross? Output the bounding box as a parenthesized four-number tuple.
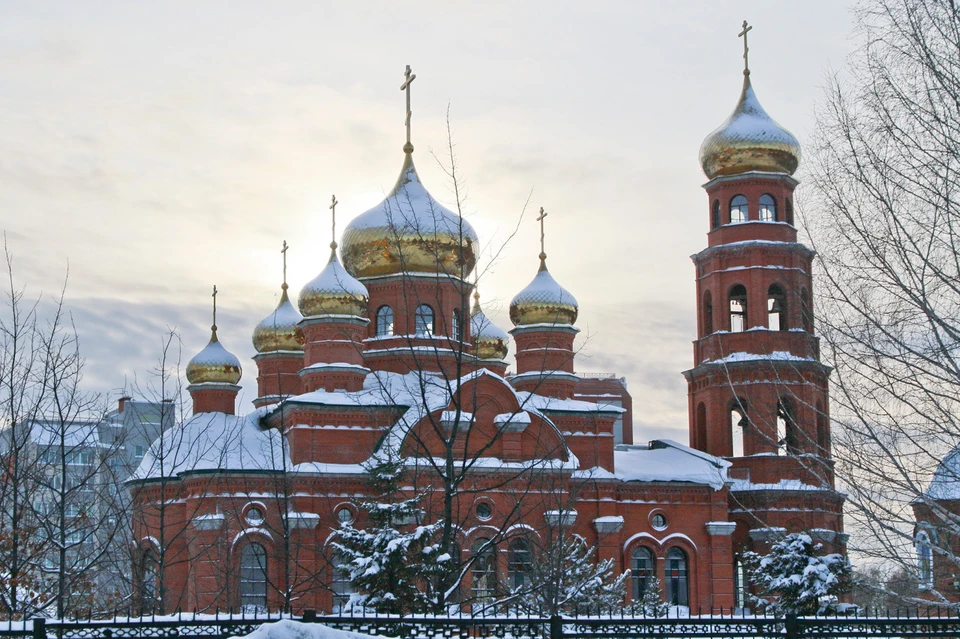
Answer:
(400, 65, 417, 149)
(330, 194, 338, 247)
(211, 285, 218, 331)
(739, 20, 753, 74)
(281, 240, 289, 288)
(537, 207, 548, 258)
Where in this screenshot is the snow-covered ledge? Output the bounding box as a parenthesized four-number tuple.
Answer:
(749, 526, 786, 542)
(287, 511, 320, 530)
(705, 521, 737, 536)
(495, 411, 531, 433)
(545, 509, 577, 527)
(593, 515, 624, 534)
(440, 410, 474, 434)
(192, 513, 225, 531)
(809, 528, 836, 542)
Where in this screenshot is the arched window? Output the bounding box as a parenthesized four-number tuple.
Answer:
(507, 539, 532, 591)
(767, 284, 787, 331)
(786, 198, 794, 225)
(471, 538, 497, 602)
(140, 551, 158, 614)
(665, 548, 689, 607)
(711, 200, 721, 229)
(730, 195, 748, 224)
(695, 403, 707, 451)
(452, 309, 463, 341)
(816, 401, 829, 456)
(703, 290, 713, 335)
(239, 542, 268, 612)
(415, 305, 434, 336)
(729, 285, 747, 332)
(776, 397, 799, 455)
(731, 399, 747, 457)
(331, 552, 355, 612)
(376, 306, 394, 337)
(800, 289, 813, 333)
(734, 557, 748, 609)
(916, 530, 933, 589)
(632, 547, 655, 600)
(759, 194, 777, 222)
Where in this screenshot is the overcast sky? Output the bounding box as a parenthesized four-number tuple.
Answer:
(0, 1, 858, 442)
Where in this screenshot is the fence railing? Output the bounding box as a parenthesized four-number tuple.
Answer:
(6, 609, 960, 639)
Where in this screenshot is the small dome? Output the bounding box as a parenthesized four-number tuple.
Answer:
(340, 152, 479, 279)
(186, 329, 242, 385)
(927, 444, 960, 500)
(470, 292, 509, 360)
(298, 248, 369, 317)
(253, 285, 304, 352)
(699, 73, 801, 180)
(510, 258, 578, 326)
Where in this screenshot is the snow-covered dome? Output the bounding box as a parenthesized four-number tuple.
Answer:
(510, 258, 578, 326)
(699, 72, 801, 180)
(470, 291, 509, 360)
(252, 285, 304, 353)
(298, 247, 370, 318)
(927, 444, 960, 501)
(186, 328, 242, 385)
(340, 151, 479, 279)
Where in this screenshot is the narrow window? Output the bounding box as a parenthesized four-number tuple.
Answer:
(729, 285, 747, 332)
(776, 397, 799, 455)
(730, 195, 748, 224)
(786, 198, 794, 225)
(471, 538, 497, 602)
(507, 539, 532, 591)
(695, 402, 707, 451)
(759, 194, 777, 222)
(376, 306, 394, 337)
(665, 548, 689, 607)
(452, 309, 463, 341)
(917, 531, 933, 589)
(767, 284, 787, 331)
(816, 401, 829, 456)
(711, 200, 721, 229)
(415, 305, 434, 336)
(331, 552, 355, 612)
(239, 543, 268, 612)
(140, 551, 158, 614)
(632, 547, 655, 600)
(703, 290, 713, 335)
(731, 400, 747, 457)
(800, 289, 813, 333)
(734, 557, 747, 609)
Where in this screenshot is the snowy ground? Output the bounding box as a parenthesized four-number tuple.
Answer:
(230, 620, 388, 639)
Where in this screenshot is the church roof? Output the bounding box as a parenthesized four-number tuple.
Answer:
(926, 444, 960, 500)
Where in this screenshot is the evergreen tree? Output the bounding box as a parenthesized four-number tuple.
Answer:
(627, 577, 669, 617)
(332, 452, 445, 614)
(743, 532, 852, 615)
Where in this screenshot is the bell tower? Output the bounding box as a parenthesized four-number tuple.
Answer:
(682, 23, 846, 561)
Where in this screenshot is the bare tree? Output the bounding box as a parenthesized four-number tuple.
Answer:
(804, 0, 960, 604)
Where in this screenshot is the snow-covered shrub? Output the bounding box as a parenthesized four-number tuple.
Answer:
(743, 532, 852, 615)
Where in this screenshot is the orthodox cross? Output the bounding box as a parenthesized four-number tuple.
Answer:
(330, 194, 339, 247)
(537, 207, 548, 258)
(739, 20, 753, 74)
(400, 65, 417, 149)
(211, 285, 218, 332)
(281, 240, 289, 289)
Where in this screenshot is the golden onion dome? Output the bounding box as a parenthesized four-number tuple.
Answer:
(340, 151, 479, 279)
(470, 291, 509, 360)
(298, 246, 370, 317)
(510, 257, 578, 326)
(186, 328, 242, 385)
(252, 285, 304, 353)
(699, 72, 801, 180)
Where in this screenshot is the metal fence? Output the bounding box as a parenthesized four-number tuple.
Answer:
(5, 609, 960, 639)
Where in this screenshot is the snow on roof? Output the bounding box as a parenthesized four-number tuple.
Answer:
(27, 419, 106, 448)
(610, 440, 730, 490)
(470, 304, 509, 342)
(342, 153, 478, 241)
(516, 392, 625, 414)
(730, 478, 832, 492)
(130, 407, 286, 481)
(254, 290, 303, 333)
(188, 336, 242, 369)
(510, 265, 578, 314)
(705, 350, 818, 365)
(927, 444, 960, 500)
(299, 253, 369, 303)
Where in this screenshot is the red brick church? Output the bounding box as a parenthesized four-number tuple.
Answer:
(129, 47, 846, 614)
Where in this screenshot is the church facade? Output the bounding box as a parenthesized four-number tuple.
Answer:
(129, 51, 846, 615)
